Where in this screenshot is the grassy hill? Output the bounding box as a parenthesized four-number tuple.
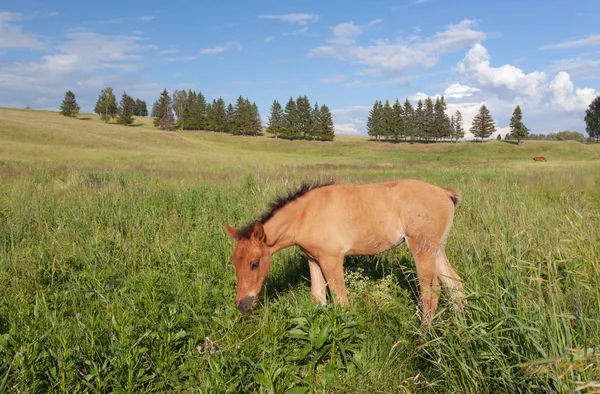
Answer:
(2, 107, 599, 182)
(1, 108, 599, 393)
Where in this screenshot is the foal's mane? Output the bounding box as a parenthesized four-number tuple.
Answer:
(238, 180, 335, 239)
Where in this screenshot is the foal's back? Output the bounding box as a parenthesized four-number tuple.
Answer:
(292, 180, 457, 257)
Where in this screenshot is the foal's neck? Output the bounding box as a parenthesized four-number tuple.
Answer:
(263, 201, 300, 254)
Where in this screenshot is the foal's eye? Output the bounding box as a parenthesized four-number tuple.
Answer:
(250, 261, 259, 270)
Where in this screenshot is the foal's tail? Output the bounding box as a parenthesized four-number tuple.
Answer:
(443, 188, 461, 207)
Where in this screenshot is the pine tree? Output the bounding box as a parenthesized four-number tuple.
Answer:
(213, 98, 228, 132)
(415, 100, 425, 141)
(283, 97, 299, 139)
(193, 91, 207, 130)
(584, 95, 600, 143)
(117, 92, 135, 126)
(134, 99, 148, 117)
(433, 96, 452, 141)
(367, 100, 383, 141)
(267, 100, 285, 138)
(251, 102, 262, 136)
(392, 99, 404, 141)
(470, 105, 496, 142)
(423, 97, 435, 142)
(152, 89, 172, 128)
(226, 103, 235, 133)
(316, 104, 335, 141)
(509, 105, 529, 144)
(59, 91, 80, 118)
(205, 102, 214, 131)
(94, 87, 117, 122)
(453, 110, 465, 142)
(403, 99, 415, 141)
(295, 95, 313, 139)
(381, 100, 394, 141)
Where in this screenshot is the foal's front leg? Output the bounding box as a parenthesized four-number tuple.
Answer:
(319, 255, 349, 306)
(307, 257, 327, 305)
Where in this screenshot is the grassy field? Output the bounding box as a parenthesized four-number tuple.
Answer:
(1, 108, 599, 393)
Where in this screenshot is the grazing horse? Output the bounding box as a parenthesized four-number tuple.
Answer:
(225, 179, 465, 325)
(533, 156, 547, 162)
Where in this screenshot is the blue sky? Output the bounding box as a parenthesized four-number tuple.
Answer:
(2, 0, 600, 137)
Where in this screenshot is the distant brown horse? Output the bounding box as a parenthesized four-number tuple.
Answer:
(533, 156, 547, 162)
(225, 179, 465, 325)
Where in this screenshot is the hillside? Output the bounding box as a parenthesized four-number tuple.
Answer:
(2, 108, 599, 182)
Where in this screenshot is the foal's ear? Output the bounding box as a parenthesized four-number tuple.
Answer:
(225, 224, 239, 240)
(252, 221, 266, 243)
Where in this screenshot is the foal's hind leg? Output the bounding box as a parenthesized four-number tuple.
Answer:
(407, 235, 441, 325)
(436, 248, 465, 314)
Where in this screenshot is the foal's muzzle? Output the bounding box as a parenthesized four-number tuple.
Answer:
(237, 296, 256, 314)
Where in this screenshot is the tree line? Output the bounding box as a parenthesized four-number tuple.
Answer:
(366, 96, 465, 142)
(266, 96, 334, 141)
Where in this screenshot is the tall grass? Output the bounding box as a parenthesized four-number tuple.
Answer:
(1, 165, 598, 393)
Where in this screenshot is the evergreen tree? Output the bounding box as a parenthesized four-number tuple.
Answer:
(433, 96, 452, 141)
(392, 99, 404, 141)
(134, 99, 148, 117)
(415, 100, 425, 141)
(381, 100, 394, 141)
(423, 97, 435, 142)
(226, 103, 235, 133)
(295, 95, 313, 139)
(59, 91, 80, 118)
(267, 100, 285, 138)
(283, 97, 299, 139)
(509, 105, 529, 144)
(470, 105, 496, 142)
(117, 92, 135, 126)
(316, 104, 335, 141)
(584, 95, 600, 143)
(152, 89, 172, 128)
(250, 102, 262, 136)
(205, 102, 214, 131)
(403, 99, 415, 141)
(94, 87, 117, 122)
(366, 100, 383, 141)
(193, 91, 207, 130)
(496, 134, 502, 140)
(452, 110, 465, 142)
(213, 98, 228, 132)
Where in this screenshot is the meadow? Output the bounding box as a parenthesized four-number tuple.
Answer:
(1, 107, 599, 393)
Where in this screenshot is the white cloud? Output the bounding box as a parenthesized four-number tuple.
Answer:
(265, 36, 275, 43)
(548, 57, 600, 80)
(334, 123, 362, 135)
(457, 43, 598, 113)
(540, 34, 600, 50)
(199, 41, 242, 55)
(327, 19, 382, 46)
(457, 43, 547, 102)
(320, 74, 349, 83)
(444, 83, 480, 98)
(258, 13, 319, 26)
(0, 28, 158, 110)
(0, 12, 45, 50)
(140, 15, 155, 22)
(310, 19, 485, 76)
(330, 105, 370, 135)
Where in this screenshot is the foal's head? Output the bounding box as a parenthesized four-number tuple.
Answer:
(225, 221, 271, 314)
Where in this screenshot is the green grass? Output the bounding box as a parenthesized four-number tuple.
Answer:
(1, 108, 599, 393)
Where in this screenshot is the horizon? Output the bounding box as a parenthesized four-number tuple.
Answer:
(1, 0, 599, 137)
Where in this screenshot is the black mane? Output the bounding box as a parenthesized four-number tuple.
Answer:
(237, 180, 335, 239)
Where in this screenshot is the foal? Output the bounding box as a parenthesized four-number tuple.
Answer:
(226, 179, 465, 324)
